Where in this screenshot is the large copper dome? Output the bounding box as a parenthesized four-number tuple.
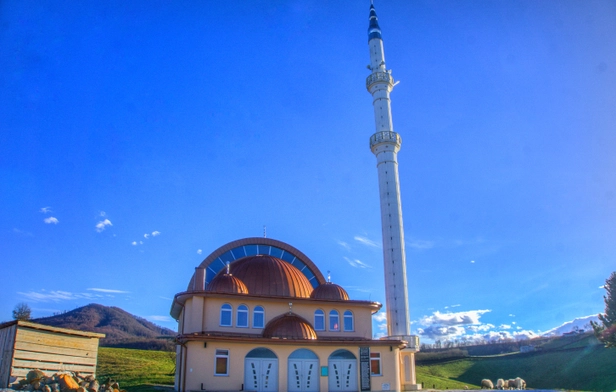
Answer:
(229, 255, 313, 298)
(310, 282, 349, 300)
(262, 313, 317, 340)
(206, 274, 248, 294)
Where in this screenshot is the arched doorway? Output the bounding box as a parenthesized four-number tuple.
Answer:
(328, 349, 357, 391)
(245, 348, 278, 391)
(288, 348, 319, 392)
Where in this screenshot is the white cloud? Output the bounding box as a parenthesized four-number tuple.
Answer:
(95, 219, 112, 232)
(144, 233, 150, 239)
(419, 309, 491, 326)
(599, 285, 606, 289)
(132, 241, 138, 246)
(197, 249, 202, 254)
(541, 315, 599, 336)
(337, 240, 351, 251)
(13, 228, 33, 236)
(87, 288, 130, 294)
(151, 231, 161, 236)
(470, 260, 475, 263)
(373, 313, 387, 323)
(406, 239, 435, 250)
(40, 207, 52, 214)
(44, 217, 59, 224)
(18, 290, 104, 303)
(343, 256, 371, 269)
(500, 324, 512, 330)
(145, 315, 173, 323)
(99, 211, 106, 217)
(354, 236, 380, 248)
(417, 325, 467, 340)
(467, 323, 495, 332)
(509, 314, 516, 317)
(345, 285, 373, 294)
(450, 304, 461, 308)
(373, 313, 388, 333)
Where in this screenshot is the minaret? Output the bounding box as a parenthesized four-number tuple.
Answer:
(366, 1, 412, 341)
(367, 4, 420, 389)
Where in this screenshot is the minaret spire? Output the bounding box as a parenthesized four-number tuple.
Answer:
(366, 4, 421, 389)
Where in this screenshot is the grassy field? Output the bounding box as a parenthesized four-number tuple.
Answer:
(97, 347, 175, 392)
(417, 345, 616, 391)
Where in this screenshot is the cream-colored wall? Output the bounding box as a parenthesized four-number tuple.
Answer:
(181, 294, 374, 339)
(180, 340, 401, 392)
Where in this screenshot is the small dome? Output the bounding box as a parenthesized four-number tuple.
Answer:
(263, 313, 317, 340)
(310, 282, 349, 300)
(230, 255, 314, 298)
(207, 274, 248, 294)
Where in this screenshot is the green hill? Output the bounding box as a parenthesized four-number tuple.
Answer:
(36, 304, 175, 351)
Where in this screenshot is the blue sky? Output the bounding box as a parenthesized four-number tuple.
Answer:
(1, 0, 615, 344)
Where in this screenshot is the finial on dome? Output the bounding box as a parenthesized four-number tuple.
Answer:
(226, 261, 230, 275)
(263, 225, 267, 238)
(327, 270, 331, 283)
(288, 302, 293, 314)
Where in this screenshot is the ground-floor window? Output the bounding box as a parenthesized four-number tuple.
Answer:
(370, 352, 382, 376)
(215, 349, 229, 376)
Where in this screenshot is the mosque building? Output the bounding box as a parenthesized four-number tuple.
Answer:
(170, 4, 420, 391)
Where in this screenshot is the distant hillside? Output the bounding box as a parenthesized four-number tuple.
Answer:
(35, 303, 176, 351)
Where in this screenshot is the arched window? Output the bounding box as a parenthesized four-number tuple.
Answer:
(253, 306, 265, 328)
(220, 304, 232, 326)
(314, 309, 325, 331)
(343, 310, 354, 331)
(237, 304, 248, 327)
(329, 310, 340, 331)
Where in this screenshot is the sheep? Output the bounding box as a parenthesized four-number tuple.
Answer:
(514, 377, 526, 390)
(507, 379, 516, 390)
(481, 379, 494, 389)
(496, 378, 506, 390)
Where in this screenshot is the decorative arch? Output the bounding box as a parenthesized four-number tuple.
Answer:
(188, 238, 326, 290)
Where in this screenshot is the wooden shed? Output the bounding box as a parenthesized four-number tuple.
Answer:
(0, 320, 105, 388)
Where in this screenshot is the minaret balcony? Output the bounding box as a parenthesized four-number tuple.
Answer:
(366, 71, 394, 90)
(370, 130, 401, 149)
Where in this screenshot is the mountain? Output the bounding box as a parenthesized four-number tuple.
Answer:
(541, 314, 600, 337)
(35, 303, 176, 351)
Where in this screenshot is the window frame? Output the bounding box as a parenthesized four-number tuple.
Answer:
(370, 352, 382, 376)
(215, 349, 230, 376)
(253, 305, 265, 328)
(237, 304, 249, 328)
(220, 303, 232, 327)
(329, 310, 340, 332)
(314, 309, 325, 331)
(343, 310, 354, 332)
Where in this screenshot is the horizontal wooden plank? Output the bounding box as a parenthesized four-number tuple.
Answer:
(12, 359, 96, 373)
(14, 349, 98, 366)
(17, 322, 105, 338)
(11, 368, 95, 378)
(14, 341, 96, 358)
(16, 329, 99, 351)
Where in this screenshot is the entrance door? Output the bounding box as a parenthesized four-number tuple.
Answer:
(288, 348, 319, 392)
(328, 350, 357, 391)
(245, 348, 278, 391)
(289, 359, 319, 391)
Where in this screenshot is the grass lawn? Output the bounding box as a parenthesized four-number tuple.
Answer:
(417, 345, 616, 391)
(97, 347, 175, 392)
